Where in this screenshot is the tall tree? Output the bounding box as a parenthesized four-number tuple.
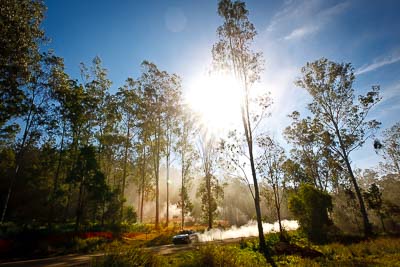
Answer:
(139, 61, 177, 229)
(176, 106, 198, 229)
(376, 122, 400, 176)
(197, 131, 223, 230)
(0, 0, 46, 136)
(115, 78, 140, 220)
(46, 54, 72, 229)
(163, 74, 182, 226)
(67, 145, 107, 231)
(257, 136, 286, 240)
(1, 52, 57, 222)
(212, 0, 273, 260)
(296, 58, 381, 237)
(284, 111, 343, 192)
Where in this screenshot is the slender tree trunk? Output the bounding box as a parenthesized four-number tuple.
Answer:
(181, 156, 185, 230)
(1, 108, 33, 223)
(273, 185, 283, 240)
(121, 123, 130, 221)
(343, 157, 372, 236)
(48, 119, 66, 230)
(242, 109, 266, 249)
(137, 188, 141, 222)
(334, 122, 372, 237)
(101, 198, 105, 227)
(75, 179, 85, 232)
(207, 174, 212, 230)
(166, 154, 170, 227)
(155, 118, 161, 229)
(140, 146, 146, 223)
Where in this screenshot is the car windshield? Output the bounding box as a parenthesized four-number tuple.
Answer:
(179, 230, 193, 235)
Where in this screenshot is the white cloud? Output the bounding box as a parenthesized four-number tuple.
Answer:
(355, 51, 400, 75)
(284, 25, 319, 40)
(265, 0, 350, 41)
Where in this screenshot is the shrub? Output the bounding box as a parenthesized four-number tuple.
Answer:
(288, 184, 333, 243)
(91, 246, 166, 267)
(181, 245, 267, 267)
(146, 233, 174, 247)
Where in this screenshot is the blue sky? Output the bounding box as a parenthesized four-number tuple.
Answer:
(43, 0, 400, 170)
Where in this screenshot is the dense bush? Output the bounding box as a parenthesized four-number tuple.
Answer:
(145, 232, 175, 247)
(180, 245, 267, 267)
(288, 184, 333, 243)
(91, 246, 166, 267)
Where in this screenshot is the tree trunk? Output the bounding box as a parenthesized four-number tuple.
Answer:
(1, 108, 33, 223)
(121, 123, 130, 221)
(331, 120, 371, 237)
(75, 179, 85, 232)
(48, 119, 66, 230)
(273, 185, 283, 240)
(140, 146, 146, 223)
(379, 213, 386, 233)
(181, 157, 185, 230)
(166, 154, 170, 227)
(155, 118, 161, 229)
(207, 174, 212, 230)
(344, 157, 372, 237)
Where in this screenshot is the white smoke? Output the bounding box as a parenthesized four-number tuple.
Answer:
(161, 204, 182, 218)
(197, 220, 299, 242)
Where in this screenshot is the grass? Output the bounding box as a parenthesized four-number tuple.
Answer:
(92, 234, 400, 267)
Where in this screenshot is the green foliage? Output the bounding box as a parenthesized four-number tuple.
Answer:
(377, 122, 400, 175)
(70, 237, 108, 253)
(177, 187, 193, 218)
(196, 174, 224, 227)
(123, 206, 137, 224)
(296, 58, 381, 237)
(364, 183, 387, 232)
(288, 184, 333, 243)
(145, 232, 174, 247)
(180, 245, 267, 267)
(0, 0, 46, 132)
(92, 246, 166, 267)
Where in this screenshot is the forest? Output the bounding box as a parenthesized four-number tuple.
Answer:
(1, 0, 399, 266)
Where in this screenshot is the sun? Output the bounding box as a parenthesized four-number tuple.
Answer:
(186, 73, 242, 135)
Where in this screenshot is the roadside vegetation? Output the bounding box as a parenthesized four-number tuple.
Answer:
(91, 232, 400, 267)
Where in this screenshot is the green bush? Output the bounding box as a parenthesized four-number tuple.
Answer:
(288, 184, 333, 243)
(123, 206, 137, 224)
(67, 237, 108, 253)
(180, 245, 267, 267)
(91, 246, 166, 267)
(146, 233, 174, 247)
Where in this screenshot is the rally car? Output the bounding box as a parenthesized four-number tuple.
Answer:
(172, 230, 199, 244)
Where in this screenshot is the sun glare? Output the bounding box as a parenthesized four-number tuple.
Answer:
(186, 73, 242, 135)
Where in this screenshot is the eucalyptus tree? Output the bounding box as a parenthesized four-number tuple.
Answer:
(139, 61, 172, 229)
(162, 74, 182, 226)
(68, 145, 107, 231)
(79, 56, 112, 149)
(257, 136, 286, 240)
(296, 58, 381, 237)
(46, 54, 72, 229)
(1, 52, 61, 223)
(197, 130, 223, 230)
(212, 0, 272, 257)
(0, 0, 46, 137)
(284, 111, 343, 192)
(376, 122, 400, 176)
(136, 119, 152, 223)
(176, 105, 198, 229)
(115, 78, 141, 220)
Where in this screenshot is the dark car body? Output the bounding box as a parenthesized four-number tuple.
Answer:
(172, 230, 199, 244)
